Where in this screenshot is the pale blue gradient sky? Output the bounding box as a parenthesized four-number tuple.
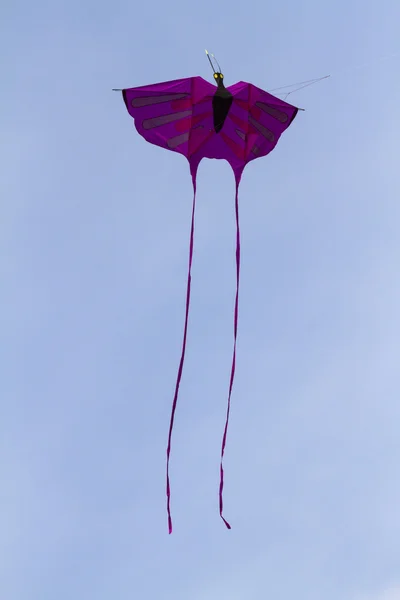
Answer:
(1, 0, 400, 598)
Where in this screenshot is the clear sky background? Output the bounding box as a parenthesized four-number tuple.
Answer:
(1, 0, 400, 598)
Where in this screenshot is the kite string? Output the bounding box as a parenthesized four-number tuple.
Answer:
(219, 175, 241, 530)
(166, 174, 197, 534)
(268, 49, 399, 98)
(281, 77, 330, 100)
(268, 75, 330, 93)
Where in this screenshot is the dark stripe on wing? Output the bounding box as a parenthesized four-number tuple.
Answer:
(255, 102, 288, 123)
(167, 132, 190, 148)
(143, 110, 192, 130)
(248, 116, 275, 142)
(131, 93, 189, 108)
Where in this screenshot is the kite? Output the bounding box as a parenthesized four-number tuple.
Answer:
(115, 51, 301, 533)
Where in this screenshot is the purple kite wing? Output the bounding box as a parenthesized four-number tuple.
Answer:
(232, 81, 298, 163)
(207, 81, 299, 179)
(122, 76, 216, 164)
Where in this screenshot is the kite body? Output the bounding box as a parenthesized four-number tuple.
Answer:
(119, 72, 299, 534)
(122, 76, 298, 182)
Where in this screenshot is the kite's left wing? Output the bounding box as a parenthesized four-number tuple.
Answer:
(122, 76, 216, 160)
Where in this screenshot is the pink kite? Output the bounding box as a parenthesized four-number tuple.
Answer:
(115, 52, 300, 533)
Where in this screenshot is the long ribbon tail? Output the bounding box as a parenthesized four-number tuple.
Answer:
(219, 177, 241, 529)
(166, 174, 197, 534)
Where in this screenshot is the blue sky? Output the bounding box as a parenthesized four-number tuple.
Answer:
(1, 0, 400, 598)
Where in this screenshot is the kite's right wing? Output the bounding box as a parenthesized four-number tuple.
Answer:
(225, 81, 299, 166)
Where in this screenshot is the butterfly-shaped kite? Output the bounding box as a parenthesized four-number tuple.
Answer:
(115, 51, 300, 533)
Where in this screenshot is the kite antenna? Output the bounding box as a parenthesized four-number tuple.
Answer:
(205, 49, 216, 73)
(210, 52, 222, 73)
(205, 49, 222, 74)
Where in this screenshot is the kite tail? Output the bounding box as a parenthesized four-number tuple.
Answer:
(219, 173, 242, 530)
(166, 169, 197, 534)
